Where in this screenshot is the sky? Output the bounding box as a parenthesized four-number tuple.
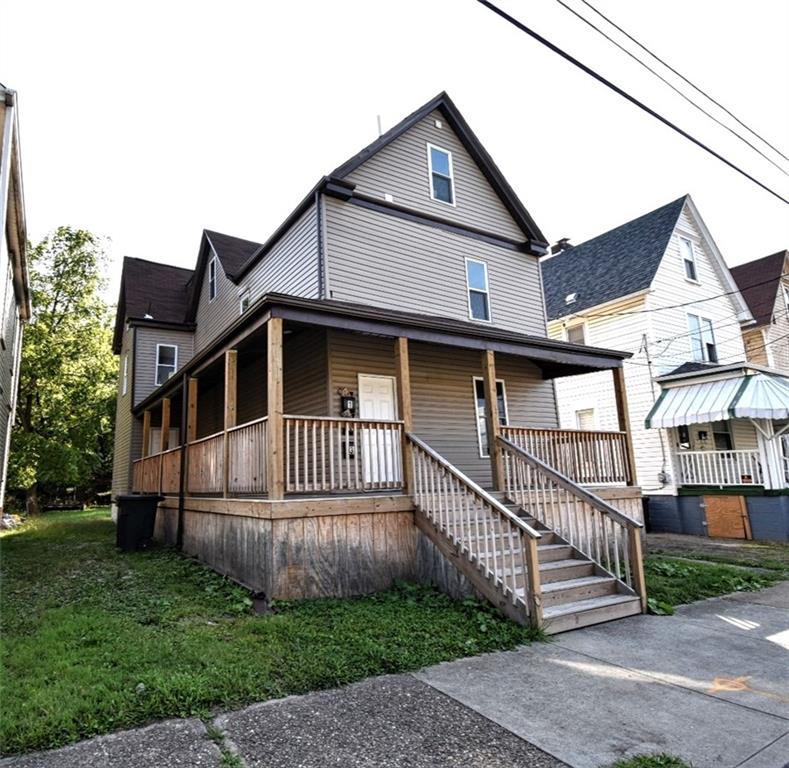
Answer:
(2, 0, 788, 302)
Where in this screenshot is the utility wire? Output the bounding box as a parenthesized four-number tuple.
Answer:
(577, 0, 789, 165)
(552, 0, 789, 177)
(476, 0, 789, 205)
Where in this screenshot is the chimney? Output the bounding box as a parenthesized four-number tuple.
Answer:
(551, 237, 573, 255)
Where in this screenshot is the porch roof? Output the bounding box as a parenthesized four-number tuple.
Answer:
(132, 293, 630, 415)
(645, 371, 789, 428)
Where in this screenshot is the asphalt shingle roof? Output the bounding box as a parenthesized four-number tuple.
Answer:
(121, 257, 193, 323)
(541, 196, 687, 320)
(204, 230, 263, 281)
(730, 250, 787, 327)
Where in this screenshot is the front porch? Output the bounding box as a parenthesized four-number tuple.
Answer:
(128, 300, 645, 630)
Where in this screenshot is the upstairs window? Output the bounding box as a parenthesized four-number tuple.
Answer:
(575, 408, 595, 430)
(466, 259, 490, 321)
(427, 144, 454, 204)
(239, 287, 250, 314)
(688, 314, 717, 362)
(156, 344, 178, 385)
(473, 377, 508, 457)
(566, 322, 586, 345)
(208, 256, 217, 302)
(680, 236, 698, 282)
(122, 354, 128, 396)
(783, 283, 789, 314)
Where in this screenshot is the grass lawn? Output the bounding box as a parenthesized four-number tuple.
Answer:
(609, 755, 691, 768)
(0, 508, 540, 756)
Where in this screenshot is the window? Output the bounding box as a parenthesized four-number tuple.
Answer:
(783, 283, 789, 314)
(688, 314, 717, 362)
(239, 288, 250, 314)
(466, 259, 490, 321)
(208, 256, 217, 302)
(679, 236, 698, 282)
(575, 408, 595, 430)
(155, 344, 178, 386)
(473, 378, 508, 457)
(427, 144, 454, 204)
(566, 323, 586, 345)
(677, 425, 691, 449)
(711, 421, 733, 451)
(122, 354, 128, 396)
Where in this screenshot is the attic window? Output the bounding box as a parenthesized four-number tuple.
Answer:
(208, 256, 217, 302)
(565, 293, 577, 305)
(239, 287, 250, 315)
(680, 237, 698, 282)
(566, 323, 586, 345)
(688, 314, 717, 362)
(427, 144, 454, 205)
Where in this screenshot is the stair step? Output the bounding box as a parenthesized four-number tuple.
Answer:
(537, 544, 574, 562)
(539, 558, 595, 583)
(540, 575, 619, 607)
(542, 594, 642, 634)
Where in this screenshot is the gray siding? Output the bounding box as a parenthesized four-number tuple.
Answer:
(327, 330, 558, 486)
(194, 205, 320, 353)
(347, 109, 525, 240)
(284, 327, 329, 415)
(325, 198, 546, 336)
(133, 327, 195, 407)
(111, 326, 135, 497)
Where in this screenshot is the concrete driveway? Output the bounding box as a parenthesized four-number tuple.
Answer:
(418, 581, 789, 768)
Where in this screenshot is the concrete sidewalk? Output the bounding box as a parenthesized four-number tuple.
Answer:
(3, 583, 787, 767)
(418, 581, 789, 768)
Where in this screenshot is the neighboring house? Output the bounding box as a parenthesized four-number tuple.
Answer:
(731, 250, 789, 373)
(113, 92, 648, 634)
(0, 85, 31, 515)
(543, 196, 789, 541)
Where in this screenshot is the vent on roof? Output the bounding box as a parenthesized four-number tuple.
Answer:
(565, 293, 577, 305)
(551, 237, 573, 255)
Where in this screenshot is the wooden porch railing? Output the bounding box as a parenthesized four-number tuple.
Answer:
(497, 435, 646, 610)
(160, 447, 183, 494)
(132, 454, 162, 494)
(408, 433, 543, 625)
(502, 426, 631, 485)
(187, 431, 224, 494)
(228, 417, 268, 494)
(284, 415, 404, 493)
(677, 449, 763, 486)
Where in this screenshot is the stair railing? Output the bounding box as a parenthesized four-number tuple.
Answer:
(497, 435, 647, 612)
(407, 433, 543, 626)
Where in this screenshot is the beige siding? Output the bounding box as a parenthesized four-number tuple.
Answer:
(284, 328, 329, 416)
(327, 329, 558, 487)
(194, 205, 320, 353)
(111, 326, 138, 498)
(347, 110, 525, 240)
(325, 198, 545, 336)
(743, 327, 770, 366)
(133, 327, 195, 407)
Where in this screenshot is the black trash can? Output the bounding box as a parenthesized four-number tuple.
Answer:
(115, 495, 164, 551)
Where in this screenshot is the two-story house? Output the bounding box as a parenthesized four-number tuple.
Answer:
(543, 197, 789, 542)
(113, 92, 648, 633)
(0, 85, 31, 516)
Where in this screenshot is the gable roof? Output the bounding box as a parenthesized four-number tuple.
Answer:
(204, 230, 263, 281)
(331, 91, 548, 248)
(542, 197, 686, 320)
(112, 256, 194, 352)
(730, 250, 787, 327)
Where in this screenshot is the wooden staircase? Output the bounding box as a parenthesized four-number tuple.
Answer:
(407, 433, 647, 636)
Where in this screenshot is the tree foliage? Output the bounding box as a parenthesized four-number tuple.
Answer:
(8, 227, 117, 511)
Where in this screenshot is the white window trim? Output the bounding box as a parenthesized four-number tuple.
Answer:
(575, 408, 597, 430)
(155, 343, 178, 386)
(426, 142, 456, 207)
(565, 321, 587, 345)
(472, 376, 509, 458)
(679, 235, 699, 284)
(686, 313, 717, 362)
(122, 354, 128, 396)
(465, 257, 491, 323)
(208, 256, 217, 302)
(238, 287, 250, 314)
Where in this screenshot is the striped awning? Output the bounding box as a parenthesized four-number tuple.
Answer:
(645, 373, 789, 429)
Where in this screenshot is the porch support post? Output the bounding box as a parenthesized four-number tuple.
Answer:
(223, 350, 238, 498)
(754, 418, 783, 491)
(394, 336, 414, 493)
(482, 349, 505, 491)
(267, 318, 285, 500)
(187, 378, 198, 443)
(612, 366, 637, 486)
(142, 410, 151, 458)
(160, 398, 171, 452)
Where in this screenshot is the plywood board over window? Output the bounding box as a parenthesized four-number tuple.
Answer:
(704, 496, 752, 540)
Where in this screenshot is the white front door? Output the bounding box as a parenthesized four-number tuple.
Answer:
(357, 374, 400, 485)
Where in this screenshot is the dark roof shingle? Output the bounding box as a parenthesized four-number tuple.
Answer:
(204, 230, 263, 281)
(541, 196, 687, 320)
(730, 250, 787, 327)
(121, 257, 193, 322)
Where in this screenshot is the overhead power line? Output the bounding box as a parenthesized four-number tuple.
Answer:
(475, 0, 789, 205)
(577, 0, 789, 165)
(552, 0, 789, 177)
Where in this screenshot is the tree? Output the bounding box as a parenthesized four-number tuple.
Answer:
(8, 227, 117, 514)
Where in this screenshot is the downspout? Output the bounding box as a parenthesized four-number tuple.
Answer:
(176, 373, 188, 548)
(315, 189, 326, 299)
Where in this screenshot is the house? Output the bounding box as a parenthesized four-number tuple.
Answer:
(0, 85, 31, 515)
(543, 196, 789, 541)
(731, 251, 789, 373)
(112, 92, 647, 633)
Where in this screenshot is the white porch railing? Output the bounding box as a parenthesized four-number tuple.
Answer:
(677, 450, 763, 486)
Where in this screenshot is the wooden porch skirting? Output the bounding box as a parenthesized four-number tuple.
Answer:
(153, 486, 643, 602)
